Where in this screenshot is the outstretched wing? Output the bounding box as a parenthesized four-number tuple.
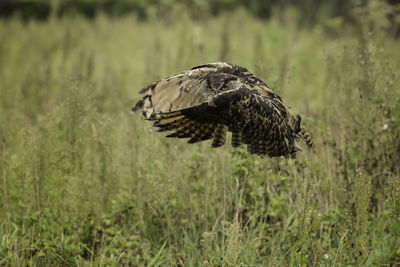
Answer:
(132, 62, 232, 118)
(132, 62, 272, 116)
(132, 62, 312, 158)
(148, 86, 299, 157)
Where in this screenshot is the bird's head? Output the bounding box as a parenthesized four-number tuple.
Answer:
(205, 73, 239, 95)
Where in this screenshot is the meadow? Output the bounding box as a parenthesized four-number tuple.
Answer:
(0, 7, 400, 266)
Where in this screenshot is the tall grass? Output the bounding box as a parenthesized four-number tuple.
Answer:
(0, 8, 400, 266)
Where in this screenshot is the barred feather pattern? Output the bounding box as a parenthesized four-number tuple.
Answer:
(132, 62, 313, 158)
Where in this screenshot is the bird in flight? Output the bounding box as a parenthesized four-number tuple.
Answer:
(132, 62, 312, 158)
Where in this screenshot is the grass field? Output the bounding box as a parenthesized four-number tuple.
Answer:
(1, 8, 400, 266)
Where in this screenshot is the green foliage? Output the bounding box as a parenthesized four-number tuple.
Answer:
(4, 0, 364, 22)
(0, 6, 400, 265)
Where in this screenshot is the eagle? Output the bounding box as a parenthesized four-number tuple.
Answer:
(132, 62, 312, 158)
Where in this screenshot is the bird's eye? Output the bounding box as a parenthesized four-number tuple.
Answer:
(221, 87, 228, 91)
(207, 87, 213, 91)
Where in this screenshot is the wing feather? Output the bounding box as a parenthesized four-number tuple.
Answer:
(165, 121, 198, 138)
(132, 62, 312, 158)
(188, 122, 217, 144)
(154, 116, 187, 132)
(132, 63, 239, 118)
(167, 87, 298, 157)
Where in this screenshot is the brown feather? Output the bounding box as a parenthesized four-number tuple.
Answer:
(231, 131, 242, 148)
(212, 124, 228, 148)
(132, 62, 313, 158)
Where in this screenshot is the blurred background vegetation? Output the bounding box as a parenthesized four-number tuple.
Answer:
(1, 0, 400, 37)
(3, 0, 352, 19)
(1, 0, 400, 266)
(0, 0, 395, 26)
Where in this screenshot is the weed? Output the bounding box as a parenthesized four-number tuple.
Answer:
(0, 6, 399, 265)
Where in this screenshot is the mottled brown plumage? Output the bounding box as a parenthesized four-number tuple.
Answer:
(132, 62, 312, 158)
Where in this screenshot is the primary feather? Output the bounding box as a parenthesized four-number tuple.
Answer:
(132, 62, 312, 158)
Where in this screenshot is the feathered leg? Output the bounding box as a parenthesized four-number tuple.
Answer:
(212, 124, 228, 148)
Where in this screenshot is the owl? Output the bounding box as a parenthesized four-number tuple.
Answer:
(132, 62, 312, 158)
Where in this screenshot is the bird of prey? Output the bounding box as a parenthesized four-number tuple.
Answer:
(132, 62, 312, 158)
